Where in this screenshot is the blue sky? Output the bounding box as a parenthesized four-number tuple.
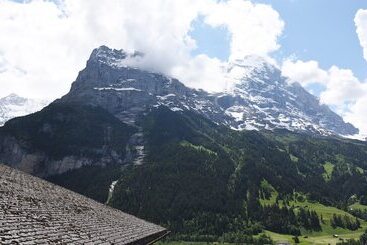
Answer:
(191, 16, 231, 60)
(191, 0, 367, 80)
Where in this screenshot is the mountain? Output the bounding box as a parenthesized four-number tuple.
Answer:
(0, 103, 135, 178)
(59, 46, 358, 136)
(108, 107, 367, 241)
(59, 46, 228, 127)
(0, 93, 49, 126)
(221, 56, 358, 135)
(0, 45, 366, 243)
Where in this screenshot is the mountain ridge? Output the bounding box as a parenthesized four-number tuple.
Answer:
(221, 55, 358, 135)
(0, 45, 361, 178)
(60, 45, 358, 136)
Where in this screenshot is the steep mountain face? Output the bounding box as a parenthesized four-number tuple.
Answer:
(109, 107, 367, 239)
(0, 45, 358, 177)
(0, 103, 135, 177)
(0, 94, 49, 126)
(59, 46, 228, 127)
(59, 46, 358, 136)
(220, 57, 358, 135)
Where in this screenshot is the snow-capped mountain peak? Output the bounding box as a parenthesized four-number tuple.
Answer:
(89, 45, 144, 69)
(227, 55, 277, 83)
(220, 55, 358, 135)
(1, 93, 28, 105)
(0, 94, 49, 126)
(62, 46, 358, 136)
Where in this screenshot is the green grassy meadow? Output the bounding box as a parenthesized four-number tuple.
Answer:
(159, 193, 367, 244)
(259, 191, 367, 244)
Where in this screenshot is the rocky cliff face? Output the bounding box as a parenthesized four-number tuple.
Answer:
(0, 46, 359, 177)
(0, 103, 135, 177)
(219, 56, 358, 135)
(60, 46, 358, 136)
(59, 46, 228, 127)
(0, 135, 107, 177)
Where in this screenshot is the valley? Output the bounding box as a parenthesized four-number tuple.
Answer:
(1, 46, 366, 244)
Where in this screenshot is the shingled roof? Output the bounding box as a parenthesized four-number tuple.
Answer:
(0, 164, 168, 244)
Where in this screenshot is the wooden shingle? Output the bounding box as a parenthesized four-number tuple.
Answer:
(0, 164, 168, 244)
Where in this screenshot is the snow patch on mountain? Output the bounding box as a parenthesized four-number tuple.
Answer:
(217, 55, 358, 136)
(61, 46, 359, 137)
(94, 87, 143, 92)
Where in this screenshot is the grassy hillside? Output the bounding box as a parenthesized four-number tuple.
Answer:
(263, 230, 364, 245)
(259, 190, 367, 243)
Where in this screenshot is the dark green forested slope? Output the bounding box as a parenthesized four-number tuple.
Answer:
(0, 103, 135, 159)
(108, 108, 367, 242)
(264, 131, 367, 204)
(2, 104, 367, 243)
(0, 103, 136, 202)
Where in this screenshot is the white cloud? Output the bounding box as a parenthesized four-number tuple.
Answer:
(282, 58, 367, 135)
(172, 54, 228, 92)
(341, 8, 367, 136)
(0, 0, 284, 98)
(281, 59, 328, 86)
(320, 66, 367, 106)
(0, 0, 199, 98)
(203, 0, 285, 60)
(345, 97, 367, 136)
(355, 9, 367, 62)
